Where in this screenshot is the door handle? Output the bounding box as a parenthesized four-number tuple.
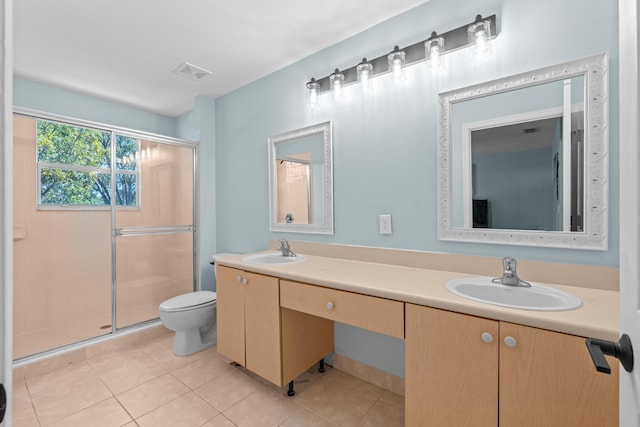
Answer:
(585, 333, 634, 374)
(0, 383, 5, 423)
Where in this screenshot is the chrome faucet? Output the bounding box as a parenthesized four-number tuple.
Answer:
(277, 239, 296, 257)
(492, 257, 530, 287)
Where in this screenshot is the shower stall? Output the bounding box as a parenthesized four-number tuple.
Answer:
(12, 112, 198, 360)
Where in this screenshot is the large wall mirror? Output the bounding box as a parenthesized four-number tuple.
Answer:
(438, 53, 608, 249)
(268, 121, 334, 234)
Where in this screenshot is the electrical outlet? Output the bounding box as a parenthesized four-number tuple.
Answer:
(379, 214, 392, 235)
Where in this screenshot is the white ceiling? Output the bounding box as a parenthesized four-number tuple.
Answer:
(14, 0, 429, 117)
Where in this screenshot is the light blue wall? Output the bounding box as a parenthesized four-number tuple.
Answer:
(474, 146, 555, 230)
(214, 0, 619, 377)
(176, 95, 217, 291)
(14, 77, 177, 136)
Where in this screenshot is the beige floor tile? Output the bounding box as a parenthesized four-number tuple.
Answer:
(203, 345, 233, 363)
(135, 392, 218, 427)
(224, 386, 293, 427)
(48, 397, 132, 427)
(293, 372, 385, 427)
(280, 404, 337, 427)
(356, 392, 404, 427)
(12, 381, 40, 427)
(88, 350, 167, 394)
(27, 362, 113, 426)
(280, 366, 340, 398)
(201, 414, 238, 427)
(123, 423, 138, 427)
(171, 356, 234, 389)
(139, 334, 207, 371)
(116, 373, 190, 419)
(195, 369, 261, 412)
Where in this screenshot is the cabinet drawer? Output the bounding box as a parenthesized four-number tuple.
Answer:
(280, 280, 404, 339)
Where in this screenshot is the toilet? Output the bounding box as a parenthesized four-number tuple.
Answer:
(159, 290, 217, 356)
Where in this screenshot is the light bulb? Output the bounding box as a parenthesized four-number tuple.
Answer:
(387, 46, 406, 83)
(425, 32, 445, 73)
(306, 78, 320, 107)
(329, 69, 345, 101)
(357, 58, 373, 93)
(468, 15, 493, 60)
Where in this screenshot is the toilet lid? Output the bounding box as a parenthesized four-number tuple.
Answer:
(160, 291, 217, 311)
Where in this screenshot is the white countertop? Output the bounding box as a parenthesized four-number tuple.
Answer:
(215, 251, 619, 341)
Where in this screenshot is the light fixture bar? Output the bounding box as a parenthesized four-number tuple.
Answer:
(306, 14, 497, 94)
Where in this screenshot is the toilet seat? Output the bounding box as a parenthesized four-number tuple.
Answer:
(159, 290, 217, 312)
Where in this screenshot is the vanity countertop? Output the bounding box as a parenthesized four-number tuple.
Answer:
(215, 251, 619, 342)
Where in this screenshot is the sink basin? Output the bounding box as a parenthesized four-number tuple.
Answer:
(242, 252, 306, 265)
(445, 277, 582, 311)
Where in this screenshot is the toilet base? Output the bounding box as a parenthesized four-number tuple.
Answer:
(173, 327, 217, 356)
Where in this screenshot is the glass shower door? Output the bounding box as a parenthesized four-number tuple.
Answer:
(13, 115, 113, 358)
(114, 137, 195, 329)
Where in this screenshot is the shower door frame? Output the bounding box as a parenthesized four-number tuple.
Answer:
(13, 107, 199, 353)
(109, 127, 199, 332)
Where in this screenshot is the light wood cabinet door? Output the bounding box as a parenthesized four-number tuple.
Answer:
(243, 271, 282, 386)
(216, 265, 246, 366)
(405, 304, 499, 427)
(216, 266, 282, 385)
(499, 322, 618, 427)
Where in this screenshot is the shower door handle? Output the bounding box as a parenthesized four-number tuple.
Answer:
(0, 383, 6, 423)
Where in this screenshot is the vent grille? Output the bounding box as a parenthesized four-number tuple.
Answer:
(172, 62, 213, 81)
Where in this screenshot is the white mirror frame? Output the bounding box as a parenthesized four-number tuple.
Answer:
(437, 53, 608, 249)
(268, 121, 334, 234)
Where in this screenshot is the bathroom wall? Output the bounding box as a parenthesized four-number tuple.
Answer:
(214, 0, 619, 376)
(14, 77, 177, 137)
(176, 95, 217, 292)
(215, 0, 619, 265)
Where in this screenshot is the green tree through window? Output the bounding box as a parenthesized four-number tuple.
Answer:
(37, 120, 139, 207)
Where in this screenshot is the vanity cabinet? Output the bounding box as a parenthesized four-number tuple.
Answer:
(216, 266, 333, 388)
(216, 265, 282, 385)
(405, 304, 618, 427)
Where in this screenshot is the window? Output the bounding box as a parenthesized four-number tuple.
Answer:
(37, 119, 139, 208)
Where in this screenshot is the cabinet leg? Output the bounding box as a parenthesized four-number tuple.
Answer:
(319, 358, 325, 373)
(287, 380, 295, 397)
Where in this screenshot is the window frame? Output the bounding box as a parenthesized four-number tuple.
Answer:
(34, 118, 142, 211)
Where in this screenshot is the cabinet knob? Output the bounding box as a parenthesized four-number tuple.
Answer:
(481, 332, 494, 344)
(236, 276, 242, 283)
(241, 278, 248, 285)
(326, 302, 334, 310)
(504, 336, 517, 348)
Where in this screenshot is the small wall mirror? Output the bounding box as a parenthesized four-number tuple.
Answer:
(269, 121, 333, 234)
(438, 53, 608, 249)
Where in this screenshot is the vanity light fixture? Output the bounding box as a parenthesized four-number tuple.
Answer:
(388, 46, 406, 82)
(425, 31, 445, 73)
(356, 58, 374, 92)
(329, 68, 345, 100)
(306, 78, 320, 107)
(305, 14, 496, 102)
(468, 15, 493, 59)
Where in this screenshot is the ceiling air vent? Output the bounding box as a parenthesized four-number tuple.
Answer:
(172, 62, 213, 81)
(523, 127, 540, 134)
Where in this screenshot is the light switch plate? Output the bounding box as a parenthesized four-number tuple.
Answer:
(379, 214, 392, 235)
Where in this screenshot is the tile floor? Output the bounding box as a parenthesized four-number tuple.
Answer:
(12, 331, 405, 426)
